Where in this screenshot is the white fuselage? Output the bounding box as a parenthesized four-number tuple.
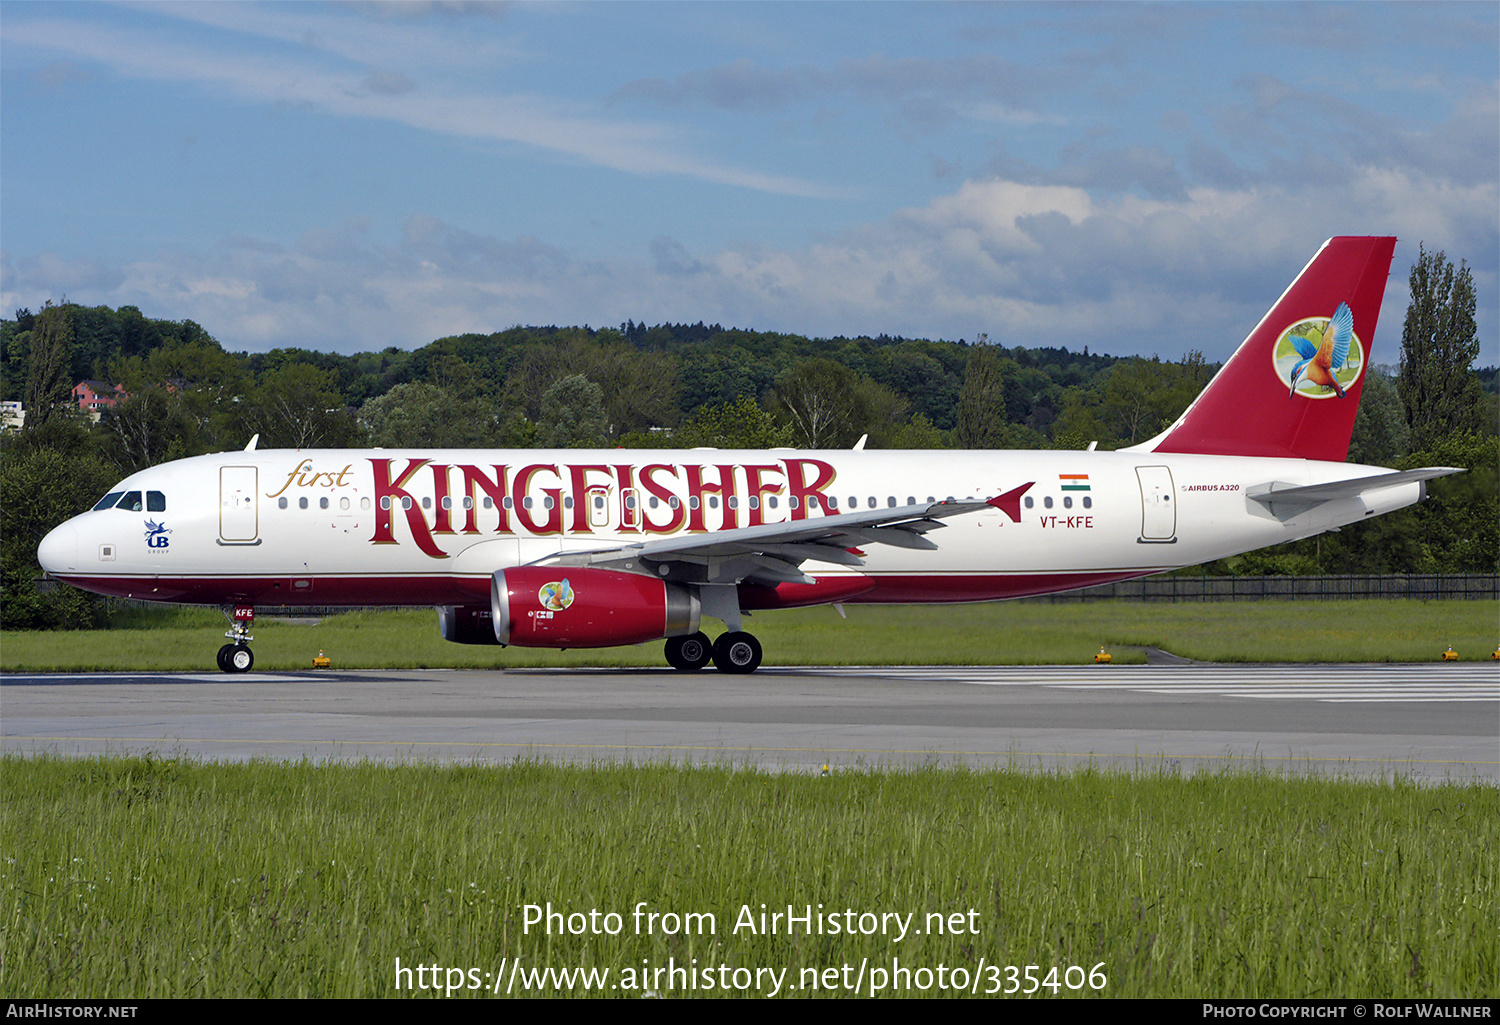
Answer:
(39, 447, 1420, 609)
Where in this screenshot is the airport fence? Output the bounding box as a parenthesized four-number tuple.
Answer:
(1021, 573, 1499, 603)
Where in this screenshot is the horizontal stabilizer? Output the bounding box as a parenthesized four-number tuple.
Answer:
(1247, 467, 1463, 520)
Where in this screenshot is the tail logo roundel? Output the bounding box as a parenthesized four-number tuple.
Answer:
(1272, 301, 1364, 399)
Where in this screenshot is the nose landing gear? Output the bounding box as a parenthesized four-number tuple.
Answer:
(218, 605, 256, 673)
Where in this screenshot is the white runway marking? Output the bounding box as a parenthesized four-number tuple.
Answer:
(782, 665, 1500, 703)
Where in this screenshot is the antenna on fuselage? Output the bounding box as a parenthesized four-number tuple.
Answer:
(244, 434, 259, 451)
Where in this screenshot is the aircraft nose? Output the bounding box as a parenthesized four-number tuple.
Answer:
(37, 522, 77, 575)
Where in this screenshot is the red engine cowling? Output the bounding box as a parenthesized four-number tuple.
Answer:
(491, 567, 700, 648)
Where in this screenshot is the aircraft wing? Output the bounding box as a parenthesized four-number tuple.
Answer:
(531, 498, 994, 587)
(1247, 467, 1464, 520)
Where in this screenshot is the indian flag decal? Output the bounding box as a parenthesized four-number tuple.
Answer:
(1059, 474, 1090, 492)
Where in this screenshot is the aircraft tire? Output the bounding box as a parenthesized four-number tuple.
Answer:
(712, 632, 762, 674)
(216, 643, 236, 673)
(226, 644, 254, 674)
(665, 632, 714, 671)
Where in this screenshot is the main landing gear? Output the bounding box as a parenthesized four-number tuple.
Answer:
(217, 605, 256, 674)
(664, 631, 763, 674)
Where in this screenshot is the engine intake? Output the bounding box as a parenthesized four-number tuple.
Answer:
(490, 566, 700, 648)
(437, 604, 501, 645)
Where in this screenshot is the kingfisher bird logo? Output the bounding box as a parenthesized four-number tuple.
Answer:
(538, 579, 575, 611)
(144, 519, 171, 550)
(1272, 302, 1364, 399)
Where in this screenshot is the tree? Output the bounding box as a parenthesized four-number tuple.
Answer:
(22, 302, 75, 435)
(536, 375, 608, 448)
(953, 339, 1008, 448)
(674, 396, 792, 449)
(771, 359, 862, 448)
(1398, 245, 1485, 451)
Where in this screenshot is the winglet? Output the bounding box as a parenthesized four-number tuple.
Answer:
(987, 482, 1034, 523)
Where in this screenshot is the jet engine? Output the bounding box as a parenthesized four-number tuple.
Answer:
(489, 566, 700, 648)
(437, 603, 500, 645)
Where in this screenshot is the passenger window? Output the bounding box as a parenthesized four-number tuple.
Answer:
(299, 497, 308, 509)
(1044, 496, 1053, 509)
(320, 497, 329, 510)
(360, 497, 371, 510)
(280, 497, 289, 509)
(147, 491, 166, 512)
(887, 497, 896, 507)
(93, 491, 124, 511)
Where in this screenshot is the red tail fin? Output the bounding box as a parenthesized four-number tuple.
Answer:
(1138, 236, 1396, 462)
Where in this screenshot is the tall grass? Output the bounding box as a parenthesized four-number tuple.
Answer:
(2, 755, 1494, 998)
(3, 600, 1495, 671)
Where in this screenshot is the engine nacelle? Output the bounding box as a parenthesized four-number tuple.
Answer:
(491, 566, 700, 648)
(437, 604, 501, 645)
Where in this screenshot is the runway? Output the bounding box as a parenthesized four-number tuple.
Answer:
(2, 663, 1496, 782)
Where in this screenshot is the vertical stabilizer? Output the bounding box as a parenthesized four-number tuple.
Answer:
(1133, 236, 1396, 462)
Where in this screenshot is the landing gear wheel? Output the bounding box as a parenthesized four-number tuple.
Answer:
(225, 644, 254, 674)
(712, 632, 762, 674)
(665, 631, 714, 671)
(216, 644, 236, 672)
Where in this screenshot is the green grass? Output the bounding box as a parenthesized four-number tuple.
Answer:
(2, 599, 1496, 672)
(1, 754, 1493, 998)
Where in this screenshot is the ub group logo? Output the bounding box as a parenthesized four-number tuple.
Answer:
(144, 519, 171, 550)
(538, 579, 575, 611)
(1272, 302, 1363, 399)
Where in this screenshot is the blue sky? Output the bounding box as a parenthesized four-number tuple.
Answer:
(3, 1, 1496, 364)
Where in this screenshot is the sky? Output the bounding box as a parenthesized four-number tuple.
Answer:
(2, 1, 1496, 365)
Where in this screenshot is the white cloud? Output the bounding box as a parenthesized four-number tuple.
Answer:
(8, 167, 1491, 363)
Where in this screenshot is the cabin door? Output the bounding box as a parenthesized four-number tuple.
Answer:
(219, 466, 260, 544)
(1135, 465, 1177, 543)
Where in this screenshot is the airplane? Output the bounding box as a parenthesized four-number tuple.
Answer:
(37, 236, 1461, 674)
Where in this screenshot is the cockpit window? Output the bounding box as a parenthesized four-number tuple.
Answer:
(118, 491, 143, 512)
(93, 491, 125, 511)
(147, 491, 166, 512)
